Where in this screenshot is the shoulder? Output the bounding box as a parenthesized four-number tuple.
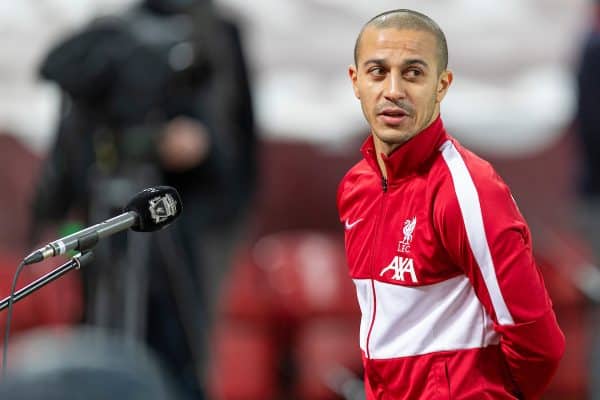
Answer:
(438, 139, 498, 181)
(337, 159, 374, 210)
(435, 139, 510, 198)
(339, 159, 371, 186)
(432, 138, 523, 228)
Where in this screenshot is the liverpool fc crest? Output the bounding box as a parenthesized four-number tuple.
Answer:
(398, 216, 416, 253)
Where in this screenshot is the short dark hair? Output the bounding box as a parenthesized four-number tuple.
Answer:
(354, 9, 448, 73)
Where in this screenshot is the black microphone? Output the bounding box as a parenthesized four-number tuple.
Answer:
(24, 186, 182, 265)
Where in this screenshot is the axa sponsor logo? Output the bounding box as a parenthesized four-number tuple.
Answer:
(379, 256, 418, 283)
(397, 216, 416, 253)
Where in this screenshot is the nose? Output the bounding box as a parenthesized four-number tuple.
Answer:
(383, 72, 405, 102)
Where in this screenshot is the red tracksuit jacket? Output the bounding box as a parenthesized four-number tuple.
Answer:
(336, 117, 565, 399)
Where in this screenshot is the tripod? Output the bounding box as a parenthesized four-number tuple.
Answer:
(84, 163, 206, 395)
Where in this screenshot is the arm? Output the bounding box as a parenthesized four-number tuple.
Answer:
(435, 148, 565, 399)
(161, 18, 256, 218)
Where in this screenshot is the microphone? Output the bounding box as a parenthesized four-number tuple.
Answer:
(24, 186, 182, 265)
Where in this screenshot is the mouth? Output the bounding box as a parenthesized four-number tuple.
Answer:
(377, 108, 408, 126)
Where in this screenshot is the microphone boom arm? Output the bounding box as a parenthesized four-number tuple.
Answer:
(0, 252, 95, 312)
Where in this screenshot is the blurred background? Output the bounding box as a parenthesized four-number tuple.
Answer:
(0, 0, 598, 398)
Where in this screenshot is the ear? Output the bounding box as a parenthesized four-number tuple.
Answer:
(348, 64, 360, 99)
(436, 69, 453, 103)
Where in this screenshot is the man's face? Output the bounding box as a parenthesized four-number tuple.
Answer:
(350, 27, 452, 154)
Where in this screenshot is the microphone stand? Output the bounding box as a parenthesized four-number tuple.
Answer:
(0, 252, 94, 312)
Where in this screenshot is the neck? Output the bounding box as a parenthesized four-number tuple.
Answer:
(374, 139, 394, 179)
(373, 110, 440, 178)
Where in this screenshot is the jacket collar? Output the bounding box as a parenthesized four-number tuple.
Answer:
(360, 116, 449, 183)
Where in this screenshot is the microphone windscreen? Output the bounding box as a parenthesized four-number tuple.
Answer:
(124, 186, 182, 232)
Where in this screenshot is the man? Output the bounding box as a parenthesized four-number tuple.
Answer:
(337, 9, 565, 399)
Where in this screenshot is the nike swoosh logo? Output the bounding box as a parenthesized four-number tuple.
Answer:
(345, 218, 363, 230)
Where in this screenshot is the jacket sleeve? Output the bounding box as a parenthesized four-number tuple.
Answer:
(434, 153, 565, 399)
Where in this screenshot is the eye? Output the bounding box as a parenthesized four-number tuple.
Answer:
(368, 66, 386, 77)
(405, 68, 423, 79)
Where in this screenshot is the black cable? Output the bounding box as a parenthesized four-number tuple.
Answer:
(2, 260, 26, 378)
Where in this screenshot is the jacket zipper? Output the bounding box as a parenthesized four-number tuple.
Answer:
(365, 175, 389, 359)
